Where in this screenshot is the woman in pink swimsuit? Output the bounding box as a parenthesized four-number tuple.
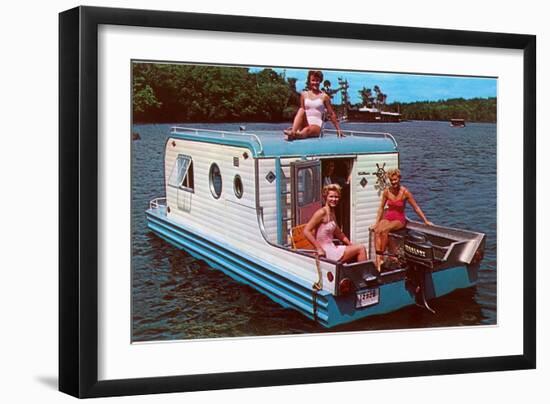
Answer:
(371, 168, 433, 272)
(303, 184, 367, 263)
(284, 70, 343, 141)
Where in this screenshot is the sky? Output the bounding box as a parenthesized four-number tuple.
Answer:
(250, 66, 497, 104)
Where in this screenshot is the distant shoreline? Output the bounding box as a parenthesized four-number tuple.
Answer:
(133, 64, 496, 124)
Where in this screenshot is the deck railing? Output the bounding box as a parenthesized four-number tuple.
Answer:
(171, 126, 264, 155)
(170, 126, 397, 153)
(322, 129, 398, 149)
(149, 197, 167, 210)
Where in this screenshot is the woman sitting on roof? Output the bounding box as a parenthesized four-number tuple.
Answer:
(284, 70, 343, 141)
(371, 168, 433, 272)
(303, 184, 367, 263)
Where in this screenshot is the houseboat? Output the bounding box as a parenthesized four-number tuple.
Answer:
(345, 107, 402, 123)
(450, 118, 466, 127)
(146, 127, 485, 328)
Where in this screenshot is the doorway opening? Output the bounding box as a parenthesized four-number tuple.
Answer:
(321, 158, 353, 237)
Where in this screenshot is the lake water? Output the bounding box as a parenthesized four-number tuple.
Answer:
(131, 121, 496, 341)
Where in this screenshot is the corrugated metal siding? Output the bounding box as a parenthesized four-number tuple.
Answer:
(352, 153, 399, 250)
(165, 140, 256, 209)
(163, 139, 336, 294)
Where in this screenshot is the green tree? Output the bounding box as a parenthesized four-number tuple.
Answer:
(358, 87, 373, 108)
(388, 97, 496, 122)
(132, 63, 298, 123)
(132, 64, 161, 120)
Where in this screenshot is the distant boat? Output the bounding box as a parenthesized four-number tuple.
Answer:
(450, 118, 466, 128)
(346, 107, 401, 123)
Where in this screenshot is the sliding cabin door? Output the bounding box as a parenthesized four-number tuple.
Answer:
(291, 160, 322, 226)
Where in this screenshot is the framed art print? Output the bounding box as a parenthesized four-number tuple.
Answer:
(59, 6, 536, 398)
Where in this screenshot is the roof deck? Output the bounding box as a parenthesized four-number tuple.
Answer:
(170, 127, 399, 158)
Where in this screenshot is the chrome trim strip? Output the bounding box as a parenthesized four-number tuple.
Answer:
(171, 126, 264, 155)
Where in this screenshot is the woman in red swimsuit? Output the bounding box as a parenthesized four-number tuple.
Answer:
(371, 168, 433, 272)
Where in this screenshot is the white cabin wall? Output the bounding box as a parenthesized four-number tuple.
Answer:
(165, 139, 256, 234)
(163, 139, 336, 293)
(352, 153, 399, 251)
(164, 139, 276, 265)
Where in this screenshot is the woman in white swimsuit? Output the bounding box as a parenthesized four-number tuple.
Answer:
(284, 70, 343, 141)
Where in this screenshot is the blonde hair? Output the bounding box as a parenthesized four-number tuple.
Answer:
(386, 168, 401, 178)
(322, 183, 342, 199)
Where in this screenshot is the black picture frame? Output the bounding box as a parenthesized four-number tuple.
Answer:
(59, 5, 536, 398)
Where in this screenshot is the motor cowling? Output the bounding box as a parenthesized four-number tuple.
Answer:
(403, 230, 437, 314)
(403, 231, 435, 269)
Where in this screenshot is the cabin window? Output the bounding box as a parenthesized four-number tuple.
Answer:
(233, 175, 243, 199)
(168, 154, 194, 191)
(209, 163, 222, 199)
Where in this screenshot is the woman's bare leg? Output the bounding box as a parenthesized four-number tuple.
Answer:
(375, 220, 405, 270)
(291, 108, 307, 132)
(340, 243, 368, 263)
(285, 108, 309, 140)
(287, 108, 321, 140)
(295, 124, 321, 139)
(374, 220, 388, 271)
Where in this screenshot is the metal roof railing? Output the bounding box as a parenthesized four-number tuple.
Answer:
(149, 197, 167, 210)
(171, 126, 264, 155)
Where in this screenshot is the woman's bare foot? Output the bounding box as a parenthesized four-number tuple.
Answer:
(383, 256, 400, 270)
(387, 256, 399, 265)
(375, 254, 383, 273)
(283, 128, 295, 141)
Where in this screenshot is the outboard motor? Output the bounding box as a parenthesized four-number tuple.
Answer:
(403, 230, 436, 314)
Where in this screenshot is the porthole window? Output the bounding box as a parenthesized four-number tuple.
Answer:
(234, 175, 244, 199)
(209, 163, 222, 199)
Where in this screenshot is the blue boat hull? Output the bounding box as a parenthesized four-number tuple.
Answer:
(146, 208, 477, 328)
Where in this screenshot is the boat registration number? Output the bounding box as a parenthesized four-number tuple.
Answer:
(355, 288, 379, 308)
